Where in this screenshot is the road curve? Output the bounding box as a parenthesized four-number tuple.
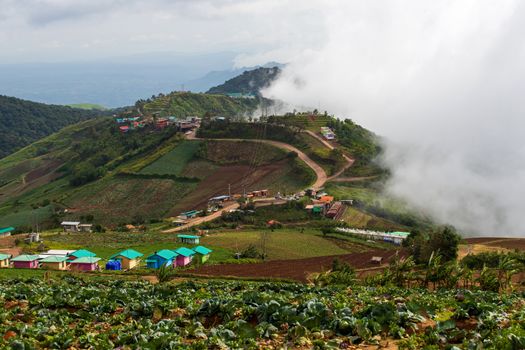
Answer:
(303, 130, 354, 181)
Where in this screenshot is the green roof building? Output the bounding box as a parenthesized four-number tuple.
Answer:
(192, 245, 212, 264)
(110, 249, 144, 269)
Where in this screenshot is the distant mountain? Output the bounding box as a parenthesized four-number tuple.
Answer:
(206, 66, 282, 95)
(0, 95, 104, 159)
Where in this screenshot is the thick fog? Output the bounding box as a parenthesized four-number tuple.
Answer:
(263, 1, 525, 236)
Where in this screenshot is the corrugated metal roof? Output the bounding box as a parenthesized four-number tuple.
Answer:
(0, 227, 15, 234)
(69, 249, 96, 258)
(71, 257, 101, 264)
(150, 249, 178, 260)
(110, 249, 143, 260)
(61, 221, 80, 226)
(11, 254, 39, 262)
(177, 234, 199, 239)
(40, 256, 69, 263)
(175, 247, 196, 257)
(192, 246, 212, 255)
(0, 253, 11, 260)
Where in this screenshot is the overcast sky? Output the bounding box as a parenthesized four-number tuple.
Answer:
(0, 0, 325, 64)
(2, 0, 525, 236)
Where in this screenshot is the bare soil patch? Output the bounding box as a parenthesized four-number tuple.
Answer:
(187, 249, 404, 282)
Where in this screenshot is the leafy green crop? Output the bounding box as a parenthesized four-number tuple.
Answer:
(0, 277, 523, 349)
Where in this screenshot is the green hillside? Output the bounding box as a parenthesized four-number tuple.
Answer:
(0, 95, 105, 159)
(206, 66, 281, 95)
(136, 91, 260, 117)
(66, 103, 107, 110)
(0, 118, 313, 228)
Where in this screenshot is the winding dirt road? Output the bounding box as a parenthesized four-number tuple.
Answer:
(162, 129, 352, 233)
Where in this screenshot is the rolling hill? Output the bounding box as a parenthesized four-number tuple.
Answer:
(0, 92, 316, 229)
(0, 95, 106, 159)
(206, 66, 281, 95)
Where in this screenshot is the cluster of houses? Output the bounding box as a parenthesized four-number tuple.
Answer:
(321, 127, 336, 140)
(304, 189, 348, 220)
(0, 234, 212, 271)
(116, 115, 202, 134)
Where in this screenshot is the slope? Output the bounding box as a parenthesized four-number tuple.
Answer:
(0, 95, 105, 158)
(206, 66, 281, 95)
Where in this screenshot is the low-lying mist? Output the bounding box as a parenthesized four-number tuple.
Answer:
(262, 1, 525, 236)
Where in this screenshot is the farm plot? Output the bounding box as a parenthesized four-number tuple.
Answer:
(203, 229, 349, 261)
(2, 278, 523, 349)
(188, 249, 403, 282)
(65, 177, 197, 225)
(139, 140, 202, 176)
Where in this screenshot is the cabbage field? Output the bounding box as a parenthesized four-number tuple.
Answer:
(1, 277, 524, 349)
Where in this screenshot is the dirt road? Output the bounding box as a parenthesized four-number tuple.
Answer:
(163, 202, 240, 233)
(304, 130, 355, 181)
(162, 129, 351, 233)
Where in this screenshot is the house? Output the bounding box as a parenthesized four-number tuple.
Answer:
(318, 196, 334, 204)
(192, 246, 212, 264)
(109, 249, 143, 270)
(177, 234, 200, 245)
(119, 125, 130, 133)
(25, 232, 41, 243)
(174, 247, 195, 267)
(61, 221, 80, 232)
(156, 118, 169, 129)
(67, 249, 96, 261)
(0, 226, 14, 238)
(78, 224, 93, 233)
(11, 255, 40, 269)
(40, 256, 69, 270)
(0, 253, 12, 268)
(326, 201, 345, 219)
(178, 210, 201, 220)
(70, 257, 100, 271)
(145, 250, 178, 269)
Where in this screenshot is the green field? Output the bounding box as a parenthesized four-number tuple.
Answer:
(203, 229, 348, 260)
(139, 141, 202, 176)
(66, 103, 107, 110)
(63, 177, 197, 224)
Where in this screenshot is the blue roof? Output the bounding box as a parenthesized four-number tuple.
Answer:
(0, 227, 15, 234)
(177, 234, 199, 239)
(174, 247, 196, 257)
(193, 246, 212, 255)
(150, 249, 178, 260)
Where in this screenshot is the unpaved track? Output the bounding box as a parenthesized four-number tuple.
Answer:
(303, 130, 354, 180)
(162, 129, 352, 233)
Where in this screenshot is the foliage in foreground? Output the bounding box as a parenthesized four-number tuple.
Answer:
(0, 277, 524, 349)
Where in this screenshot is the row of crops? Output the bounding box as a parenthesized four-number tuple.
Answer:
(1, 276, 524, 349)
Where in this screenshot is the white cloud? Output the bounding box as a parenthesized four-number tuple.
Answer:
(264, 0, 525, 236)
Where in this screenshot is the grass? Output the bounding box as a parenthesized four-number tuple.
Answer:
(139, 141, 202, 176)
(41, 231, 233, 264)
(63, 177, 197, 225)
(67, 103, 107, 110)
(203, 228, 349, 260)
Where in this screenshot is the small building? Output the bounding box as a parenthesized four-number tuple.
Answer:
(326, 201, 345, 219)
(119, 125, 130, 133)
(178, 210, 201, 220)
(156, 118, 169, 129)
(0, 226, 14, 238)
(318, 195, 334, 204)
(70, 257, 100, 271)
(192, 246, 212, 264)
(177, 234, 200, 245)
(61, 221, 80, 232)
(78, 224, 93, 233)
(0, 253, 12, 268)
(11, 255, 40, 269)
(40, 256, 69, 270)
(24, 232, 41, 243)
(109, 249, 144, 270)
(174, 247, 195, 267)
(67, 249, 97, 261)
(145, 250, 178, 269)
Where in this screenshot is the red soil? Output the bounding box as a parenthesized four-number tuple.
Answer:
(187, 249, 405, 282)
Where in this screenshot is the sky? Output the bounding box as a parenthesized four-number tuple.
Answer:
(0, 0, 325, 64)
(2, 0, 525, 236)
